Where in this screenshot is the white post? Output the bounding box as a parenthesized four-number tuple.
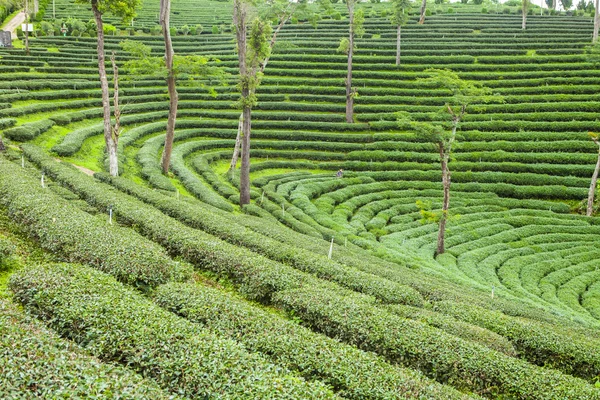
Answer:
(53, 0, 55, 18)
(41, 173, 45, 188)
(109, 207, 113, 225)
(328, 237, 334, 259)
(491, 285, 495, 299)
(21, 155, 25, 168)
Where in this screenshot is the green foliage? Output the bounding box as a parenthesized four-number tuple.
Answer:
(119, 39, 226, 91)
(0, 298, 177, 398)
(154, 282, 468, 399)
(0, 154, 191, 288)
(10, 263, 336, 399)
(273, 287, 599, 399)
(74, 0, 141, 23)
(389, 0, 412, 27)
(3, 119, 55, 141)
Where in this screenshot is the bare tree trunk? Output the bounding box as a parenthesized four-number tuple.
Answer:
(230, 115, 243, 170)
(436, 145, 450, 256)
(345, 2, 355, 124)
(522, 1, 527, 29)
(436, 123, 457, 257)
(229, 13, 290, 171)
(25, 0, 29, 56)
(594, 0, 599, 43)
(110, 52, 121, 144)
(552, 0, 556, 9)
(587, 144, 600, 216)
(234, 0, 251, 205)
(92, 0, 118, 176)
(395, 25, 401, 66)
(240, 105, 251, 205)
(419, 0, 426, 24)
(159, 0, 179, 174)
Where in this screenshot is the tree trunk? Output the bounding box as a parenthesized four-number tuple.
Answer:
(159, 0, 179, 174)
(436, 145, 450, 257)
(395, 25, 401, 65)
(92, 0, 118, 177)
(25, 0, 29, 56)
(552, 0, 556, 9)
(229, 114, 243, 170)
(110, 52, 121, 145)
(522, 1, 527, 29)
(419, 0, 426, 24)
(594, 0, 599, 43)
(234, 0, 251, 205)
(587, 145, 600, 216)
(345, 2, 355, 124)
(240, 105, 251, 205)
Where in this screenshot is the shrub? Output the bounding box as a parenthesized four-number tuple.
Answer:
(155, 282, 470, 400)
(10, 264, 335, 399)
(3, 119, 55, 141)
(0, 298, 175, 398)
(273, 287, 600, 400)
(0, 156, 191, 289)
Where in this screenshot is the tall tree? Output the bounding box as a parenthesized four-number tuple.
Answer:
(79, 0, 140, 176)
(120, 41, 224, 174)
(338, 0, 364, 123)
(390, 0, 411, 65)
(233, 0, 272, 205)
(398, 69, 500, 256)
(522, 0, 529, 29)
(419, 0, 426, 24)
(159, 0, 177, 174)
(229, 0, 315, 171)
(586, 132, 600, 216)
(594, 0, 599, 43)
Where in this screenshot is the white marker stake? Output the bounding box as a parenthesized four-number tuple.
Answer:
(491, 285, 495, 299)
(328, 237, 334, 260)
(41, 173, 45, 188)
(109, 208, 113, 225)
(21, 155, 25, 168)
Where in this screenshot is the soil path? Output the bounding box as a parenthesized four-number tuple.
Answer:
(3, 11, 26, 41)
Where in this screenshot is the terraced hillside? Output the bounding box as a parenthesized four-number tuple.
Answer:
(1, 0, 600, 398)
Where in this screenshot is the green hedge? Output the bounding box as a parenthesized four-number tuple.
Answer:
(273, 287, 600, 400)
(96, 171, 424, 306)
(0, 298, 176, 399)
(0, 157, 191, 289)
(2, 119, 55, 141)
(434, 300, 600, 382)
(154, 282, 473, 400)
(9, 263, 335, 399)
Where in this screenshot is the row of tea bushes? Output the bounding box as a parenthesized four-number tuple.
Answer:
(0, 157, 191, 288)
(0, 298, 176, 399)
(9, 263, 335, 399)
(154, 282, 473, 400)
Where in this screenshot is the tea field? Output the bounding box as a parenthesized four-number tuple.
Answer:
(1, 0, 600, 398)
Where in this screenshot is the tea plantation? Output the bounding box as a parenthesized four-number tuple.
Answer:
(1, 0, 600, 398)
